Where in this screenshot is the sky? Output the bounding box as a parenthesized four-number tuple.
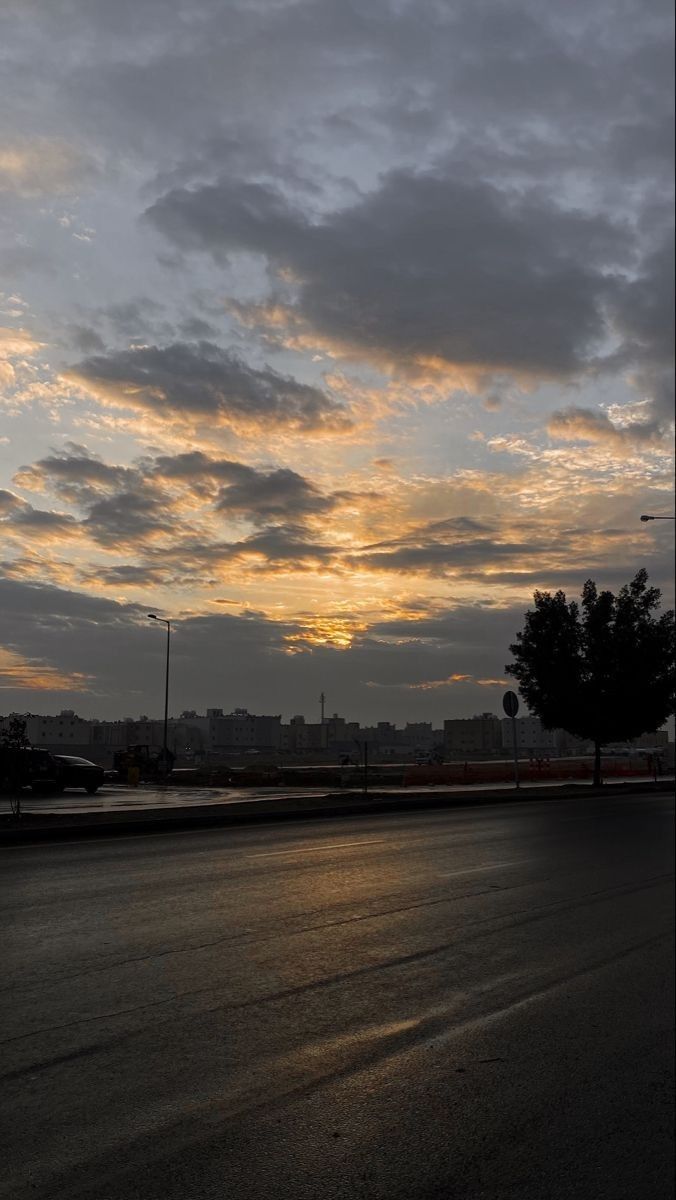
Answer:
(0, 0, 674, 725)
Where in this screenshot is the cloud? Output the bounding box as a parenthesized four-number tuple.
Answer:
(482, 392, 503, 412)
(10, 438, 672, 597)
(362, 516, 495, 551)
(65, 341, 352, 434)
(0, 137, 96, 196)
(151, 525, 337, 574)
(0, 325, 42, 389)
(14, 446, 353, 538)
(0, 488, 80, 540)
(78, 563, 170, 588)
(546, 405, 663, 447)
(0, 489, 23, 516)
(366, 671, 509, 690)
(13, 445, 174, 547)
(14, 443, 135, 500)
(82, 491, 175, 545)
(0, 327, 40, 355)
(8, 506, 79, 534)
(146, 170, 629, 380)
(353, 538, 542, 577)
(605, 233, 675, 436)
(215, 468, 334, 523)
(0, 647, 91, 692)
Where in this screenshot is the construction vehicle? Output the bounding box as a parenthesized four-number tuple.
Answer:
(112, 744, 174, 783)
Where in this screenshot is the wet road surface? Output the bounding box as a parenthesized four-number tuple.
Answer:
(3, 773, 671, 815)
(1, 791, 674, 1199)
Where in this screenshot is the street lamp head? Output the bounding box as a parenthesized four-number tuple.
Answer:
(148, 612, 170, 627)
(640, 515, 653, 522)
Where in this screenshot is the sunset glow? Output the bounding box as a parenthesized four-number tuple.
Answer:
(0, 0, 673, 723)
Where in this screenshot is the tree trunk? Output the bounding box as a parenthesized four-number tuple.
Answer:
(593, 740, 602, 788)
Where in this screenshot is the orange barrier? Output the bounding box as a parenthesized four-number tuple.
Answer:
(402, 757, 657, 787)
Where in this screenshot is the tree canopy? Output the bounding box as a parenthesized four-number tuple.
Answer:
(506, 569, 675, 785)
(0, 715, 30, 751)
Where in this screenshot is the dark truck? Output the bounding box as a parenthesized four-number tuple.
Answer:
(0, 746, 62, 794)
(0, 748, 105, 795)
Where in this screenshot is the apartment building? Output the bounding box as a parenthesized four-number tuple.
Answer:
(443, 713, 503, 757)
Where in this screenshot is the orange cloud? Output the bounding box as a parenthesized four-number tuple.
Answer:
(368, 672, 511, 691)
(282, 614, 368, 651)
(0, 325, 43, 390)
(409, 673, 473, 689)
(0, 648, 91, 691)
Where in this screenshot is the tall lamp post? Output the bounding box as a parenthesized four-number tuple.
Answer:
(640, 514, 675, 521)
(148, 613, 171, 778)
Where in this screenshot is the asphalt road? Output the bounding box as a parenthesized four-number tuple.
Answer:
(1, 792, 674, 1200)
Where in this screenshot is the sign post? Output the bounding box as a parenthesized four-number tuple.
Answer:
(502, 691, 520, 789)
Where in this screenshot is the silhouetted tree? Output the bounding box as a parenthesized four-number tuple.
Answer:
(0, 715, 30, 751)
(0, 716, 30, 810)
(506, 570, 675, 786)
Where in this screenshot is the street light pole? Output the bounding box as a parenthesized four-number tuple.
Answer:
(640, 515, 675, 521)
(148, 613, 171, 778)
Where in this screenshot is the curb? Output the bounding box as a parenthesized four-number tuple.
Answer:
(1, 779, 673, 845)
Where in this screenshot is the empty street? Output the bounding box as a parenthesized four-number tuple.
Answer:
(1, 792, 674, 1200)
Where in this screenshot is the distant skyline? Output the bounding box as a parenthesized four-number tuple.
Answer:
(1, 0, 674, 722)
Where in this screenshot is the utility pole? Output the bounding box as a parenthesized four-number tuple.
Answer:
(148, 613, 171, 782)
(320, 692, 325, 724)
(503, 691, 520, 789)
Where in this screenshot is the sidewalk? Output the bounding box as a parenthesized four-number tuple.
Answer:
(1, 777, 673, 844)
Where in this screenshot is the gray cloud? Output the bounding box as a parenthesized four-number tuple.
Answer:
(216, 468, 333, 523)
(147, 171, 630, 378)
(146, 451, 246, 483)
(149, 525, 337, 573)
(362, 516, 495, 552)
(7, 0, 670, 189)
(16, 447, 347, 532)
(67, 325, 106, 354)
(0, 136, 97, 196)
(546, 405, 663, 447)
(8, 507, 78, 533)
(230, 525, 335, 566)
(0, 489, 23, 516)
(14, 446, 172, 546)
(354, 540, 542, 576)
(15, 444, 135, 505)
(67, 341, 352, 433)
(0, 487, 79, 537)
(82, 491, 174, 545)
(548, 233, 675, 442)
(78, 564, 170, 588)
(605, 233, 675, 433)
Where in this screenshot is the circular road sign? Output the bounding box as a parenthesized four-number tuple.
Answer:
(503, 690, 519, 718)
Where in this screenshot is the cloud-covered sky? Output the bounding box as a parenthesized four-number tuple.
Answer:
(1, 0, 673, 722)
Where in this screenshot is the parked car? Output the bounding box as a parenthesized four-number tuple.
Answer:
(52, 755, 105, 794)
